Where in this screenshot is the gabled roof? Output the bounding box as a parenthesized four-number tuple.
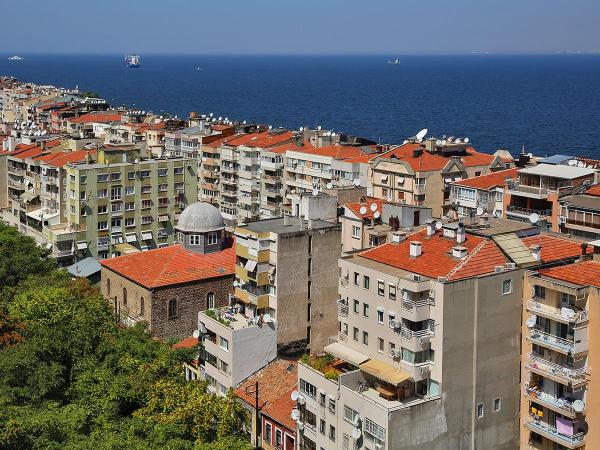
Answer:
(539, 260, 600, 288)
(520, 234, 586, 264)
(453, 168, 519, 190)
(101, 243, 235, 289)
(235, 359, 298, 431)
(345, 198, 383, 220)
(173, 335, 199, 349)
(584, 184, 600, 197)
(42, 149, 94, 167)
(69, 113, 122, 124)
(377, 143, 495, 172)
(288, 144, 372, 161)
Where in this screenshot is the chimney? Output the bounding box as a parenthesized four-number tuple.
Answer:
(391, 231, 406, 243)
(410, 241, 422, 258)
(580, 243, 588, 261)
(283, 214, 290, 226)
(425, 137, 437, 153)
(530, 244, 541, 262)
(456, 222, 466, 244)
(593, 243, 600, 263)
(40, 140, 46, 151)
(426, 219, 436, 237)
(452, 246, 468, 259)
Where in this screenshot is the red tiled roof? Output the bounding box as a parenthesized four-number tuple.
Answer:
(41, 149, 94, 167)
(359, 229, 508, 281)
(101, 243, 235, 289)
(454, 168, 519, 190)
(521, 235, 585, 264)
(269, 140, 315, 155)
(378, 143, 495, 172)
(242, 131, 294, 148)
(235, 359, 298, 431)
(345, 198, 383, 220)
(585, 184, 600, 197)
(288, 144, 370, 161)
(69, 113, 122, 124)
(173, 335, 199, 349)
(539, 260, 600, 287)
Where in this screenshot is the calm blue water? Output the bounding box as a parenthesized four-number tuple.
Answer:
(1, 54, 599, 158)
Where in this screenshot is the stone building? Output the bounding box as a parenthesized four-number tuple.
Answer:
(100, 201, 235, 340)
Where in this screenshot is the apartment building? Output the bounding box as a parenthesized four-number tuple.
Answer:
(504, 164, 596, 232)
(558, 184, 600, 240)
(61, 145, 197, 260)
(294, 219, 585, 450)
(451, 167, 519, 218)
(65, 112, 122, 137)
(520, 251, 600, 449)
(164, 124, 234, 158)
(371, 139, 510, 217)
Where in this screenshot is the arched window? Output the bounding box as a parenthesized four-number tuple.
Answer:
(140, 297, 145, 316)
(168, 299, 177, 319)
(123, 287, 127, 306)
(106, 278, 111, 296)
(207, 292, 215, 309)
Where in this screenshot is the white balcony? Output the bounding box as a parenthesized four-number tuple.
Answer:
(523, 384, 582, 418)
(527, 300, 588, 325)
(526, 419, 585, 449)
(525, 353, 587, 387)
(527, 327, 587, 355)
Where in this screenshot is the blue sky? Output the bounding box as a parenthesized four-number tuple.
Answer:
(2, 0, 599, 54)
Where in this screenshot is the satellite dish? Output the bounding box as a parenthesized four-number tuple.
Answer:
(464, 137, 470, 143)
(352, 415, 361, 427)
(568, 159, 577, 166)
(291, 390, 299, 401)
(403, 140, 408, 144)
(317, 125, 322, 130)
(455, 138, 462, 144)
(573, 400, 585, 413)
(299, 126, 304, 132)
(233, 280, 239, 287)
(296, 421, 304, 432)
(209, 113, 213, 117)
(441, 140, 447, 145)
(415, 128, 428, 141)
(242, 120, 247, 125)
(526, 315, 537, 328)
(435, 221, 443, 230)
(192, 330, 200, 339)
(436, 140, 442, 145)
(560, 307, 576, 320)
(353, 179, 361, 187)
(297, 395, 306, 405)
(476, 207, 484, 216)
(374, 211, 381, 219)
(263, 313, 272, 322)
(359, 206, 367, 215)
(370, 203, 378, 212)
(578, 161, 585, 168)
(352, 428, 362, 440)
(268, 125, 273, 130)
(527, 153, 533, 158)
(529, 213, 540, 224)
(326, 182, 333, 189)
(291, 409, 300, 421)
(312, 189, 319, 196)
(331, 132, 336, 137)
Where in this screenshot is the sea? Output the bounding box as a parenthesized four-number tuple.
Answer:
(1, 53, 600, 159)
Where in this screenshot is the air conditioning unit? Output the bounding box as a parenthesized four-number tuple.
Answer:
(559, 216, 567, 224)
(506, 262, 516, 270)
(419, 366, 430, 376)
(390, 319, 401, 329)
(336, 298, 347, 306)
(391, 349, 402, 358)
(494, 266, 505, 273)
(419, 335, 430, 345)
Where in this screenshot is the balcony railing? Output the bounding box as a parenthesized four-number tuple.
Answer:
(400, 328, 433, 340)
(523, 384, 580, 417)
(566, 218, 600, 230)
(525, 353, 587, 386)
(401, 297, 433, 311)
(507, 205, 552, 217)
(526, 419, 585, 448)
(528, 327, 574, 354)
(527, 300, 588, 324)
(338, 304, 349, 317)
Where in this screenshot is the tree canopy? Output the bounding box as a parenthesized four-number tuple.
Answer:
(0, 225, 251, 450)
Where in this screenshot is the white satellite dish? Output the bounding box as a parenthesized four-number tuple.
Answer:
(263, 313, 272, 322)
(370, 203, 378, 212)
(415, 128, 428, 141)
(436, 140, 442, 145)
(374, 211, 381, 219)
(435, 221, 443, 230)
(573, 400, 585, 413)
(352, 428, 362, 440)
(353, 179, 361, 187)
(455, 138, 462, 144)
(291, 409, 300, 420)
(529, 213, 540, 224)
(312, 188, 319, 196)
(441, 140, 447, 145)
(578, 161, 585, 168)
(326, 182, 333, 189)
(527, 153, 533, 158)
(526, 315, 537, 328)
(560, 307, 576, 320)
(403, 140, 409, 144)
(331, 132, 336, 137)
(192, 330, 200, 339)
(352, 415, 361, 427)
(568, 159, 577, 166)
(242, 120, 247, 125)
(464, 137, 470, 143)
(268, 125, 273, 130)
(297, 395, 306, 405)
(233, 280, 239, 287)
(317, 125, 322, 130)
(299, 126, 304, 132)
(359, 206, 367, 215)
(291, 390, 299, 401)
(476, 207, 484, 216)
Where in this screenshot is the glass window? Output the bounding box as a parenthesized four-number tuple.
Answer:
(319, 419, 326, 434)
(300, 379, 317, 399)
(207, 292, 215, 309)
(378, 338, 384, 353)
(353, 272, 359, 286)
(363, 275, 370, 289)
(219, 336, 229, 351)
(190, 234, 200, 245)
(353, 327, 359, 341)
(363, 303, 369, 317)
(389, 283, 396, 301)
(502, 279, 512, 295)
(168, 299, 177, 319)
(377, 309, 384, 324)
(353, 299, 359, 314)
(329, 425, 336, 442)
(352, 225, 360, 238)
(140, 297, 145, 316)
(389, 342, 396, 357)
(494, 398, 501, 412)
(477, 403, 484, 418)
(264, 423, 272, 445)
(208, 232, 218, 245)
(362, 331, 368, 346)
(377, 280, 385, 296)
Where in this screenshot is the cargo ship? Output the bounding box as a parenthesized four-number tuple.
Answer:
(125, 54, 140, 68)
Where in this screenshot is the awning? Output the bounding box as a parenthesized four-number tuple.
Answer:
(76, 241, 88, 250)
(245, 259, 258, 272)
(358, 359, 412, 386)
(125, 233, 137, 243)
(158, 215, 169, 222)
(141, 231, 153, 240)
(114, 243, 140, 255)
(324, 342, 369, 366)
(20, 192, 38, 203)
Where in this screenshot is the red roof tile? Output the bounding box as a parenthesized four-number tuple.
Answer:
(69, 113, 122, 124)
(454, 168, 519, 190)
(43, 149, 94, 167)
(539, 260, 600, 287)
(378, 143, 495, 172)
(345, 198, 383, 220)
(101, 243, 235, 289)
(521, 235, 585, 264)
(288, 144, 370, 161)
(235, 359, 298, 431)
(585, 184, 600, 197)
(173, 335, 199, 349)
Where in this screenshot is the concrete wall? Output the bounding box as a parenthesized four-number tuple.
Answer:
(583, 286, 600, 449)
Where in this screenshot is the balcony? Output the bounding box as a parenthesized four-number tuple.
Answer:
(526, 419, 585, 449)
(401, 297, 433, 322)
(525, 353, 587, 387)
(506, 205, 552, 218)
(523, 384, 581, 418)
(527, 327, 583, 355)
(400, 328, 433, 351)
(337, 302, 348, 317)
(527, 300, 588, 325)
(506, 180, 549, 199)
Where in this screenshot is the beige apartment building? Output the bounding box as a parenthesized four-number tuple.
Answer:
(559, 184, 600, 240)
(520, 251, 600, 449)
(294, 219, 585, 450)
(370, 139, 510, 218)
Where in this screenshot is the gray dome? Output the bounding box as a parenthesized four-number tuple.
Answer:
(176, 202, 225, 233)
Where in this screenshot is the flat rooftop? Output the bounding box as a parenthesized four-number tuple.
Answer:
(241, 216, 339, 234)
(464, 217, 538, 237)
(519, 164, 596, 179)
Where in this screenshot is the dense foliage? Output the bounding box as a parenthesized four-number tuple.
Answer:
(0, 223, 251, 449)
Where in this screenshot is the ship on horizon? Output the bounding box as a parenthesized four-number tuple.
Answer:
(387, 58, 400, 65)
(125, 54, 140, 68)
(8, 55, 24, 61)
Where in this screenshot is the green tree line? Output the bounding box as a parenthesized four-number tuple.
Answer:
(0, 223, 251, 449)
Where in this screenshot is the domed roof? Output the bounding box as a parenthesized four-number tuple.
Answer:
(176, 201, 225, 233)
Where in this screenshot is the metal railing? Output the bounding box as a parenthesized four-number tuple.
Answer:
(528, 327, 574, 353)
(507, 205, 552, 217)
(401, 297, 433, 311)
(400, 328, 433, 340)
(526, 419, 585, 448)
(338, 304, 349, 317)
(523, 384, 579, 417)
(525, 353, 587, 385)
(527, 300, 588, 324)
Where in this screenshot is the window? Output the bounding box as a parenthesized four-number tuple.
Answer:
(352, 225, 360, 239)
(533, 285, 545, 299)
(264, 422, 272, 445)
(208, 232, 218, 245)
(127, 171, 135, 180)
(364, 418, 385, 447)
(402, 348, 434, 364)
(363, 275, 370, 289)
(275, 430, 282, 449)
(125, 202, 135, 211)
(502, 279, 512, 295)
(140, 170, 150, 179)
(98, 221, 108, 230)
(319, 419, 326, 435)
(97, 204, 107, 215)
(158, 183, 168, 192)
(362, 331, 368, 346)
(300, 379, 317, 399)
(342, 434, 350, 450)
(141, 216, 153, 225)
(168, 299, 177, 319)
(493, 398, 501, 412)
(122, 287, 127, 306)
(97, 188, 108, 198)
(363, 303, 369, 317)
(70, 205, 76, 215)
(353, 327, 359, 341)
(158, 197, 169, 207)
(319, 391, 326, 406)
(377, 309, 384, 324)
(125, 186, 135, 195)
(110, 172, 121, 181)
(125, 217, 135, 227)
(476, 403, 484, 418)
(110, 187, 121, 200)
(218, 359, 229, 373)
(329, 425, 336, 442)
(353, 272, 359, 286)
(97, 173, 108, 182)
(174, 167, 184, 175)
(141, 185, 151, 194)
(106, 278, 111, 296)
(353, 299, 359, 314)
(141, 199, 152, 209)
(140, 297, 145, 316)
(377, 280, 385, 296)
(378, 338, 384, 353)
(207, 292, 215, 309)
(389, 342, 396, 357)
(343, 405, 359, 424)
(158, 168, 168, 177)
(328, 397, 336, 414)
(388, 313, 396, 329)
(219, 336, 229, 351)
(190, 234, 200, 245)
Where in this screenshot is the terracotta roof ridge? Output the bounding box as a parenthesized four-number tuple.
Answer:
(150, 245, 185, 287)
(446, 238, 490, 280)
